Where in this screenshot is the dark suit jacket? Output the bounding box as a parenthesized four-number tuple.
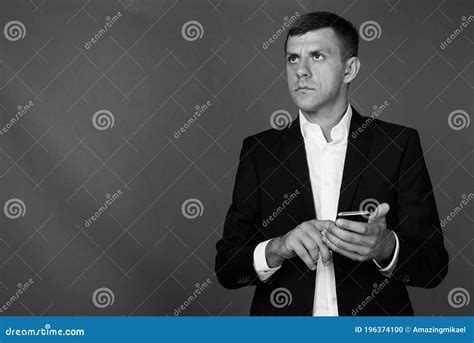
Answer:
(215, 108, 448, 316)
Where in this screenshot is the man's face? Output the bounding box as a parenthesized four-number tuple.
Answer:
(286, 28, 347, 112)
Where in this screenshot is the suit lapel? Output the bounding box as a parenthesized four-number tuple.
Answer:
(282, 117, 316, 222)
(334, 108, 374, 315)
(337, 109, 374, 213)
(280, 117, 317, 316)
(281, 108, 374, 218)
(280, 107, 374, 315)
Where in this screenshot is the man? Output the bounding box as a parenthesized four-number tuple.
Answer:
(215, 11, 448, 316)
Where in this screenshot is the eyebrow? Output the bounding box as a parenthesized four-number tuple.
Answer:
(285, 49, 330, 56)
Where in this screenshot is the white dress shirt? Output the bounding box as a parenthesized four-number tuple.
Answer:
(253, 103, 399, 316)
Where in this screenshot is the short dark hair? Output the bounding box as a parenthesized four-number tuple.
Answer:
(284, 11, 359, 60)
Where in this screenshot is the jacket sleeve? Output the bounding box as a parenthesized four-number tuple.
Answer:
(215, 136, 266, 289)
(392, 129, 449, 288)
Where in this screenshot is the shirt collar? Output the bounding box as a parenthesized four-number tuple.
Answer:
(299, 103, 352, 144)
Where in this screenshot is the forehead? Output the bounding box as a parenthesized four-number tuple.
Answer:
(286, 27, 341, 54)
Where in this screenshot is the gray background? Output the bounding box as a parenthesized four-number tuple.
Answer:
(0, 0, 472, 316)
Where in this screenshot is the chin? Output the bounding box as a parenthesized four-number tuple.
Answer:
(292, 98, 322, 112)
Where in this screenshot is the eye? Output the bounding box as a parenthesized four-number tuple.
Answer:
(312, 53, 323, 61)
(287, 55, 298, 63)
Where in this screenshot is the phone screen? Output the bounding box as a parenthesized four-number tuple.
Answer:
(336, 210, 370, 223)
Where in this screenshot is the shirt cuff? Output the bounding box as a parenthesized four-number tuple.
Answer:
(253, 239, 282, 282)
(373, 231, 399, 277)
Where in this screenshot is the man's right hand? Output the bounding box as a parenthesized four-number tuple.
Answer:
(265, 220, 333, 270)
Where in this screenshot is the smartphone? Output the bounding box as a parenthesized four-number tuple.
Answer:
(336, 210, 371, 223)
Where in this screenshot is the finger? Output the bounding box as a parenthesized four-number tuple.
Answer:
(325, 230, 371, 256)
(334, 219, 368, 235)
(322, 234, 366, 262)
(292, 240, 317, 270)
(328, 225, 373, 247)
(368, 203, 390, 223)
(298, 232, 320, 263)
(305, 229, 331, 265)
(303, 221, 332, 264)
(307, 219, 334, 233)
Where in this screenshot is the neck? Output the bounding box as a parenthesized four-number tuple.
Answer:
(301, 99, 349, 133)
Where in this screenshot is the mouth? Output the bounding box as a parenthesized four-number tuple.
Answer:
(294, 86, 315, 91)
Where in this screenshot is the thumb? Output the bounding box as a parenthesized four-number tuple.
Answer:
(368, 203, 390, 223)
(308, 219, 333, 232)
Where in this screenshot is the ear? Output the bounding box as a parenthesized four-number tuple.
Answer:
(343, 56, 360, 84)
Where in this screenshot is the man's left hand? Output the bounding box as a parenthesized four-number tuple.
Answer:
(322, 203, 396, 263)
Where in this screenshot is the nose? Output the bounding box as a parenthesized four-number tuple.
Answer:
(296, 59, 311, 78)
